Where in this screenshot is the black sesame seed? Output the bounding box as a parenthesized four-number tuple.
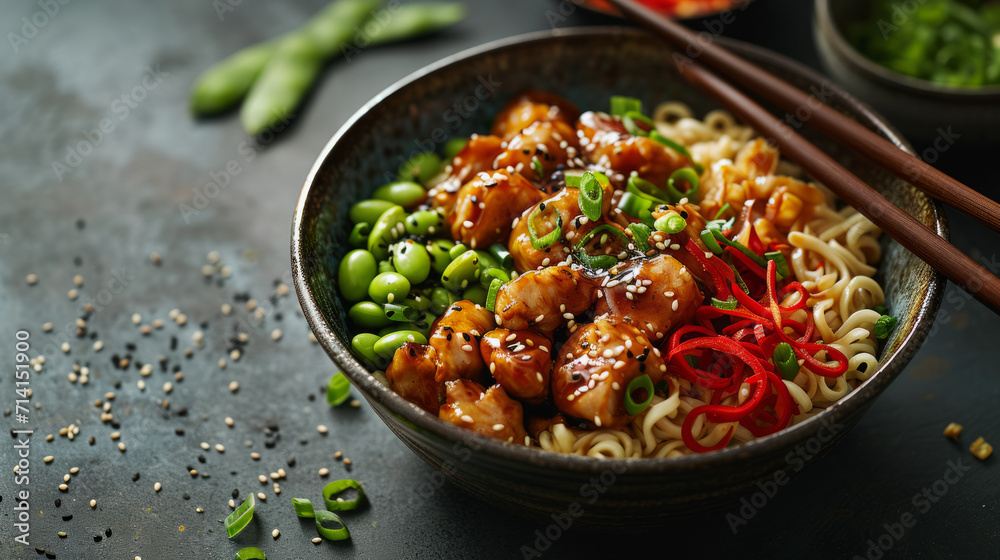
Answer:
(55, 499, 61, 508)
(132, 473, 140, 482)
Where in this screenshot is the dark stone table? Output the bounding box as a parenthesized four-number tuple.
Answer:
(1, 0, 996, 558)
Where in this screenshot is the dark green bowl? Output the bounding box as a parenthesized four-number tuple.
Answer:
(291, 27, 946, 529)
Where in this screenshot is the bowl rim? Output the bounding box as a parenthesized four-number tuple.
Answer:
(292, 26, 948, 475)
(814, 0, 1000, 99)
(575, 0, 756, 20)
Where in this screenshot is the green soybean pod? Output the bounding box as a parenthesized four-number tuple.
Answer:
(373, 330, 428, 360)
(368, 272, 411, 304)
(190, 39, 278, 115)
(441, 250, 480, 292)
(367, 2, 467, 46)
(426, 239, 455, 276)
(392, 240, 431, 284)
(473, 250, 500, 272)
(367, 206, 407, 260)
(349, 199, 399, 225)
(348, 301, 392, 329)
(430, 287, 457, 315)
(373, 181, 427, 209)
(378, 259, 395, 274)
(338, 249, 377, 302)
(351, 333, 382, 366)
(348, 222, 370, 248)
(405, 210, 446, 236)
(403, 294, 431, 312)
(449, 243, 469, 260)
(463, 284, 487, 306)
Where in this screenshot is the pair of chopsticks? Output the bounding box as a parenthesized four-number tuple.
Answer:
(605, 0, 1000, 314)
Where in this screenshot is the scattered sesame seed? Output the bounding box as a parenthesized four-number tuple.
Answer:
(59, 483, 68, 491)
(200, 442, 210, 450)
(43, 322, 53, 332)
(230, 349, 241, 361)
(26, 274, 38, 285)
(90, 499, 96, 508)
(73, 274, 84, 286)
(196, 507, 204, 513)
(118, 442, 126, 451)
(149, 252, 161, 264)
(272, 529, 281, 539)
(257, 492, 266, 501)
(343, 458, 352, 466)
(228, 381, 239, 392)
(221, 303, 232, 315)
(350, 399, 361, 408)
(317, 425, 328, 434)
(229, 499, 236, 509)
(154, 482, 162, 492)
(44, 455, 54, 463)
(225, 417, 234, 427)
(68, 289, 78, 300)
(312, 537, 323, 544)
(215, 444, 225, 453)
(152, 318, 164, 329)
(318, 468, 330, 477)
(93, 340, 103, 351)
(61, 342, 70, 353)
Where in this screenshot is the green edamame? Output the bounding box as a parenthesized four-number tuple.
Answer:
(368, 272, 411, 304)
(378, 260, 395, 274)
(449, 243, 469, 260)
(426, 239, 455, 276)
(405, 210, 446, 236)
(473, 250, 500, 272)
(373, 181, 427, 209)
(443, 137, 468, 160)
(441, 250, 480, 292)
(373, 330, 428, 360)
(377, 311, 433, 338)
(392, 240, 431, 284)
(398, 152, 443, 185)
(366, 2, 466, 46)
(348, 301, 392, 329)
(338, 249, 377, 302)
(190, 40, 278, 115)
(402, 295, 431, 311)
(351, 333, 383, 366)
(348, 222, 370, 248)
(462, 284, 487, 306)
(383, 303, 420, 322)
(430, 287, 457, 315)
(350, 199, 399, 226)
(479, 266, 510, 289)
(367, 205, 407, 260)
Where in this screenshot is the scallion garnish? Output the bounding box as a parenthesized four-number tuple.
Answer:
(563, 169, 585, 187)
(650, 131, 704, 174)
(654, 212, 687, 234)
(711, 295, 738, 310)
(235, 547, 267, 560)
(628, 223, 652, 252)
(627, 175, 671, 204)
(486, 277, 503, 313)
(315, 510, 351, 541)
(489, 243, 514, 271)
(764, 251, 791, 279)
(527, 203, 563, 249)
(326, 373, 351, 407)
(701, 229, 724, 254)
(578, 171, 605, 221)
(323, 479, 365, 512)
(616, 192, 653, 220)
(664, 167, 700, 203)
(714, 203, 732, 220)
(383, 303, 420, 323)
(292, 497, 316, 518)
(874, 315, 897, 339)
(610, 95, 642, 117)
(225, 493, 255, 538)
(531, 156, 544, 180)
(773, 342, 800, 381)
(624, 374, 654, 416)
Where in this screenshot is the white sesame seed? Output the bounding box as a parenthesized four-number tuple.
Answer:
(215, 444, 225, 453)
(200, 442, 210, 450)
(154, 482, 162, 492)
(672, 300, 679, 311)
(312, 537, 323, 544)
(61, 342, 70, 353)
(535, 314, 545, 323)
(461, 344, 474, 352)
(90, 499, 97, 508)
(612, 382, 621, 390)
(317, 425, 328, 434)
(163, 382, 173, 393)
(92, 340, 103, 351)
(225, 417, 234, 427)
(318, 468, 330, 477)
(461, 415, 474, 423)
(594, 416, 602, 427)
(272, 529, 280, 539)
(271, 328, 282, 341)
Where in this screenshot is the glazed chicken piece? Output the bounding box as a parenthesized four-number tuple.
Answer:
(493, 120, 580, 178)
(577, 111, 693, 188)
(449, 171, 543, 249)
(646, 202, 717, 289)
(508, 182, 615, 272)
(439, 379, 529, 444)
(493, 264, 599, 333)
(428, 300, 496, 386)
(428, 134, 505, 215)
(490, 91, 580, 142)
(551, 317, 666, 430)
(479, 328, 552, 403)
(386, 342, 442, 414)
(593, 254, 702, 341)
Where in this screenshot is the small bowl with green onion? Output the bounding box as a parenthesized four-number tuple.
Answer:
(815, 0, 1000, 142)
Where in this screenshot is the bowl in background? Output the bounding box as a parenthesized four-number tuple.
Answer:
(292, 27, 946, 529)
(814, 0, 1000, 143)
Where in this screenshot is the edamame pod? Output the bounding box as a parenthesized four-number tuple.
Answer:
(373, 330, 428, 360)
(338, 249, 377, 302)
(367, 205, 407, 260)
(391, 240, 431, 284)
(350, 199, 399, 225)
(373, 181, 427, 209)
(349, 301, 392, 329)
(404, 210, 446, 236)
(367, 3, 467, 46)
(348, 222, 370, 248)
(190, 40, 278, 115)
(426, 239, 455, 276)
(368, 272, 410, 304)
(441, 250, 480, 292)
(351, 333, 383, 366)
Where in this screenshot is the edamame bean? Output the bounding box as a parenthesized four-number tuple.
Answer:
(373, 330, 428, 360)
(348, 222, 370, 248)
(462, 284, 487, 306)
(378, 260, 395, 274)
(403, 295, 431, 312)
(398, 152, 442, 185)
(449, 243, 469, 260)
(348, 301, 392, 329)
(426, 239, 455, 276)
(404, 209, 446, 236)
(338, 249, 377, 302)
(392, 240, 431, 284)
(368, 272, 411, 304)
(430, 287, 457, 315)
(377, 311, 433, 338)
(351, 333, 383, 366)
(373, 181, 427, 209)
(473, 250, 500, 272)
(349, 199, 399, 226)
(441, 250, 480, 292)
(367, 205, 407, 260)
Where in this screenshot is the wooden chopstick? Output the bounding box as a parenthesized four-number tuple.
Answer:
(605, 0, 1000, 232)
(602, 0, 1000, 313)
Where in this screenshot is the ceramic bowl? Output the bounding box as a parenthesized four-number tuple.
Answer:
(292, 27, 946, 529)
(814, 0, 1000, 143)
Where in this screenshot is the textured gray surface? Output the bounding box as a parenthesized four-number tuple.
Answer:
(0, 0, 996, 559)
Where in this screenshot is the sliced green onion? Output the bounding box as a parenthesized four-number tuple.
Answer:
(235, 547, 267, 560)
(225, 493, 255, 539)
(710, 229, 767, 268)
(627, 223, 652, 252)
(711, 295, 738, 310)
(315, 509, 350, 541)
(489, 243, 514, 271)
(575, 224, 632, 251)
(348, 222, 370, 248)
(664, 167, 700, 203)
(383, 303, 420, 323)
(701, 229, 724, 254)
(443, 137, 468, 160)
(479, 266, 510, 289)
(575, 252, 618, 270)
(624, 374, 654, 416)
(874, 315, 897, 339)
(526, 203, 563, 249)
(610, 95, 642, 117)
(578, 172, 604, 221)
(764, 251, 791, 279)
(624, 110, 654, 128)
(531, 156, 544, 180)
(326, 372, 351, 407)
(714, 203, 732, 221)
(622, 115, 647, 137)
(397, 152, 442, 185)
(563, 169, 585, 187)
(650, 131, 704, 174)
(773, 342, 800, 381)
(486, 277, 503, 313)
(627, 175, 671, 204)
(292, 497, 316, 518)
(654, 213, 687, 234)
(617, 192, 653, 220)
(323, 479, 365, 512)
